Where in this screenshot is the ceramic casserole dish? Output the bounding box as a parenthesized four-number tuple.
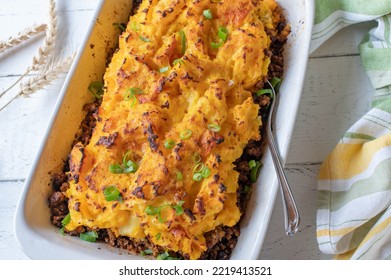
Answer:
(15, 0, 314, 259)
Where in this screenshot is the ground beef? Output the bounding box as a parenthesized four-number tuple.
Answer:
(48, 191, 68, 216)
(47, 0, 288, 260)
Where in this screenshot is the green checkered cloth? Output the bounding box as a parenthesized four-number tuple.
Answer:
(313, 0, 391, 259)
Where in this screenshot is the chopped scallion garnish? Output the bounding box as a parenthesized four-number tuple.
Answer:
(256, 88, 274, 98)
(248, 160, 256, 169)
(130, 21, 140, 31)
(176, 171, 183, 181)
(243, 185, 251, 195)
(157, 251, 170, 260)
(128, 87, 144, 95)
(109, 164, 123, 174)
(155, 233, 161, 240)
(60, 213, 70, 235)
(180, 129, 192, 140)
(270, 77, 282, 90)
(109, 151, 138, 174)
(122, 151, 138, 173)
(217, 26, 228, 41)
(159, 66, 169, 73)
(179, 30, 187, 54)
(164, 139, 176, 149)
(124, 87, 144, 107)
(203, 9, 213, 19)
(145, 201, 185, 222)
(80, 231, 98, 243)
(103, 185, 122, 202)
(139, 35, 150, 42)
(249, 160, 262, 183)
(193, 163, 205, 173)
(192, 173, 203, 182)
(207, 123, 221, 132)
(210, 26, 228, 49)
(210, 41, 223, 49)
(172, 58, 184, 66)
(61, 213, 71, 227)
(201, 166, 211, 178)
(113, 22, 126, 32)
(172, 201, 184, 215)
(88, 81, 104, 99)
(141, 248, 153, 256)
(145, 205, 159, 216)
(192, 152, 201, 163)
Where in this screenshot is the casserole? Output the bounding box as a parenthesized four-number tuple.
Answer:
(15, 0, 314, 259)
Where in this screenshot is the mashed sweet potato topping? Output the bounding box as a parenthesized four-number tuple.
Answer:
(64, 0, 285, 259)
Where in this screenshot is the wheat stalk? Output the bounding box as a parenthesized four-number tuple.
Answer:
(27, 0, 57, 73)
(0, 54, 75, 112)
(20, 54, 75, 96)
(0, 0, 57, 99)
(0, 23, 47, 53)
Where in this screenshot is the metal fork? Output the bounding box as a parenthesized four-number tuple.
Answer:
(266, 80, 300, 236)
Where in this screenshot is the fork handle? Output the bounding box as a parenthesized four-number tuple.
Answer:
(267, 131, 300, 236)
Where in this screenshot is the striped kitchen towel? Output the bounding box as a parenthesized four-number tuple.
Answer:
(314, 0, 391, 259)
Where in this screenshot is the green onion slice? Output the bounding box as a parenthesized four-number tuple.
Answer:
(145, 205, 159, 215)
(109, 152, 138, 174)
(208, 123, 221, 132)
(157, 251, 170, 260)
(61, 213, 71, 227)
(80, 231, 98, 242)
(109, 164, 123, 174)
(271, 77, 282, 90)
(129, 95, 137, 107)
(129, 87, 144, 95)
(59, 227, 65, 236)
(124, 87, 144, 105)
(180, 129, 192, 140)
(172, 201, 184, 215)
(192, 173, 203, 181)
(250, 161, 262, 183)
(172, 58, 184, 66)
(123, 151, 138, 173)
(146, 201, 184, 223)
(179, 30, 187, 54)
(218, 26, 228, 41)
(103, 185, 121, 202)
(210, 41, 223, 49)
(113, 22, 126, 32)
(159, 66, 169, 73)
(164, 139, 176, 149)
(141, 248, 153, 256)
(130, 21, 140, 31)
(203, 9, 213, 19)
(192, 152, 201, 163)
(88, 81, 104, 99)
(201, 166, 211, 178)
(256, 88, 274, 98)
(155, 233, 161, 240)
(248, 160, 256, 169)
(139, 36, 150, 42)
(193, 163, 205, 173)
(176, 171, 183, 181)
(157, 212, 166, 223)
(243, 185, 251, 195)
(123, 160, 138, 173)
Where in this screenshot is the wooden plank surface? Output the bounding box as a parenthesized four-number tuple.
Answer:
(0, 0, 376, 260)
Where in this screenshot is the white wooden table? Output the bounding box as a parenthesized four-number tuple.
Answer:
(0, 0, 374, 260)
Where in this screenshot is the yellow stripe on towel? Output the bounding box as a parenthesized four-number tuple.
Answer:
(319, 134, 391, 180)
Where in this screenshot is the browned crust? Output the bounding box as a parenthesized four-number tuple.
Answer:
(48, 1, 289, 260)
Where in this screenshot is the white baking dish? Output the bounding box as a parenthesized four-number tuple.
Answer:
(15, 0, 314, 259)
